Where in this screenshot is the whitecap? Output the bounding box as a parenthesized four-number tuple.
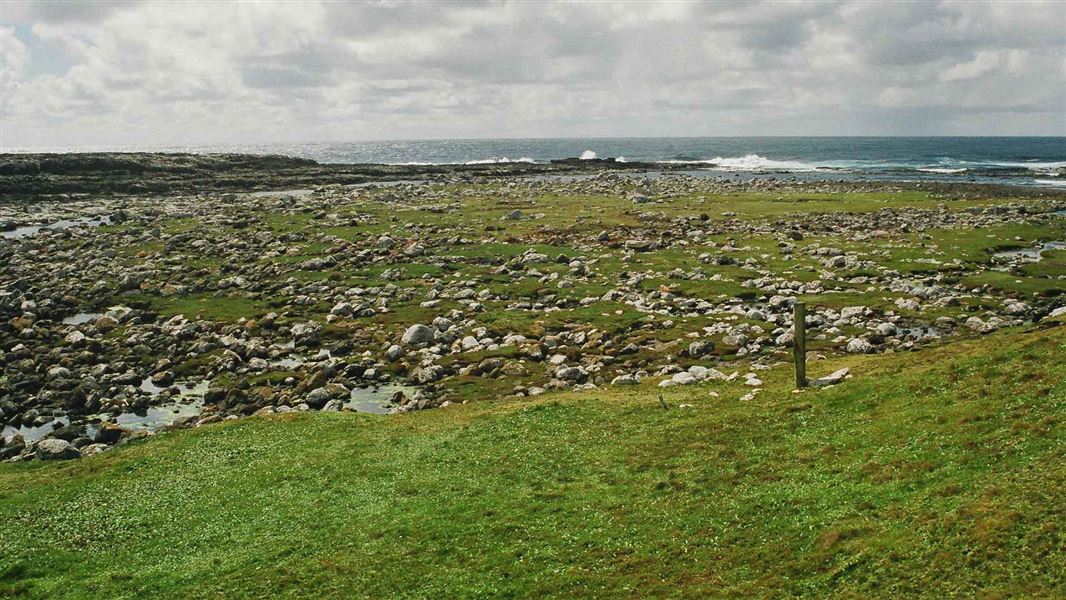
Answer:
(580, 150, 597, 160)
(660, 154, 821, 172)
(463, 157, 536, 165)
(917, 167, 968, 174)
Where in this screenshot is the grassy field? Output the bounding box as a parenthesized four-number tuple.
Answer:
(2, 324, 1063, 598)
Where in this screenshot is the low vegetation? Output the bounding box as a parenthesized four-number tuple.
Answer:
(1, 326, 1063, 598)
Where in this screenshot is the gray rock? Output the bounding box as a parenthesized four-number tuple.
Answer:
(846, 338, 873, 354)
(812, 367, 850, 388)
(687, 340, 715, 357)
(291, 322, 322, 347)
(79, 443, 109, 457)
(555, 366, 588, 383)
(385, 344, 405, 361)
(36, 438, 80, 460)
(670, 371, 698, 385)
(401, 324, 435, 346)
(413, 365, 446, 384)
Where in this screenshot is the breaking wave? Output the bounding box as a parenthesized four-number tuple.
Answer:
(462, 157, 535, 165)
(917, 167, 968, 174)
(659, 154, 824, 172)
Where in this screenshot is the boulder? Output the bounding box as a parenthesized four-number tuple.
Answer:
(401, 324, 435, 346)
(291, 322, 322, 347)
(36, 438, 80, 460)
(846, 338, 873, 354)
(555, 366, 588, 383)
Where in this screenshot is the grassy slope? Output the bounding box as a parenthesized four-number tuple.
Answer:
(1, 326, 1064, 599)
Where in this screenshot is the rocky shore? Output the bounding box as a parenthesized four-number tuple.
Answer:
(2, 151, 1061, 200)
(2, 156, 1064, 461)
(0, 152, 696, 199)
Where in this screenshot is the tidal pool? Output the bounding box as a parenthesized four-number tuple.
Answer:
(108, 397, 206, 431)
(1, 216, 111, 239)
(993, 241, 1065, 262)
(346, 384, 417, 414)
(2, 417, 71, 443)
(62, 312, 104, 325)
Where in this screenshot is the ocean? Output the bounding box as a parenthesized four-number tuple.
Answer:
(6, 137, 1066, 188)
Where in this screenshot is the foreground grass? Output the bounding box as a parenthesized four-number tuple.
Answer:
(1, 327, 1064, 598)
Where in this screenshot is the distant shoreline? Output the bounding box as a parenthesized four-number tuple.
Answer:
(1, 151, 1064, 200)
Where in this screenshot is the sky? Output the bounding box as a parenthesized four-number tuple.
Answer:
(1, 1, 1064, 148)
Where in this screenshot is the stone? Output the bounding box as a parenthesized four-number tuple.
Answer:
(687, 340, 715, 357)
(413, 365, 446, 384)
(401, 324, 435, 346)
(36, 438, 80, 460)
(555, 366, 588, 383)
(846, 338, 873, 354)
(1003, 301, 1028, 316)
(840, 306, 867, 319)
(291, 322, 322, 347)
(895, 298, 921, 312)
(64, 331, 87, 345)
(330, 302, 355, 317)
(875, 322, 898, 337)
(812, 367, 850, 388)
(79, 443, 109, 457)
(671, 372, 698, 385)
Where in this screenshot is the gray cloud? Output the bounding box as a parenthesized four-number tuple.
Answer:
(1, 0, 1063, 148)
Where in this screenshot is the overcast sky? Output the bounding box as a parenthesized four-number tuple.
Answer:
(1, 1, 1064, 148)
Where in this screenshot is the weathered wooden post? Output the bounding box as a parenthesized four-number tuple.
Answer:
(794, 302, 807, 389)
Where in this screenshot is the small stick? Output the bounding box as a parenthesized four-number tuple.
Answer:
(794, 302, 807, 389)
(658, 393, 668, 410)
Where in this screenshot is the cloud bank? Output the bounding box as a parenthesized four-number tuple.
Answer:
(2, 0, 1064, 147)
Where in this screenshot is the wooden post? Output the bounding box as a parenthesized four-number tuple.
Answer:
(794, 302, 807, 389)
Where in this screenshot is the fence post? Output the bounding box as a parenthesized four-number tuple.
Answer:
(794, 302, 807, 389)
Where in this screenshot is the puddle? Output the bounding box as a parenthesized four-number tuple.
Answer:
(62, 312, 104, 325)
(3, 380, 210, 445)
(107, 397, 205, 432)
(2, 416, 71, 444)
(109, 380, 210, 431)
(246, 189, 313, 198)
(1, 216, 111, 240)
(993, 241, 1065, 262)
(270, 357, 304, 369)
(140, 379, 210, 397)
(345, 384, 417, 414)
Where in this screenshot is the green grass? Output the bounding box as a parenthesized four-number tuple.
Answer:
(121, 292, 271, 321)
(1, 326, 1063, 598)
